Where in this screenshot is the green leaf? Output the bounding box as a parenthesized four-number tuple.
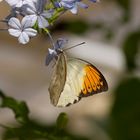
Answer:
(0, 92, 88, 140)
(110, 77, 140, 140)
(3, 116, 88, 140)
(56, 112, 68, 130)
(0, 90, 29, 124)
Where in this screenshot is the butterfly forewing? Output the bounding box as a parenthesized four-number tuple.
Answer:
(80, 63, 108, 97)
(49, 53, 67, 106)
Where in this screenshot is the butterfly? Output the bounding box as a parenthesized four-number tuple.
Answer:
(46, 38, 108, 107)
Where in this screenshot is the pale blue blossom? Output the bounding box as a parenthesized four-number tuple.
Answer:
(56, 0, 99, 14)
(23, 0, 53, 28)
(90, 0, 100, 2)
(56, 0, 88, 14)
(3, 0, 36, 22)
(8, 17, 37, 44)
(46, 38, 68, 65)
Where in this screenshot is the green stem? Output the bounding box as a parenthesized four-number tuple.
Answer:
(49, 7, 66, 24)
(50, 0, 55, 8)
(43, 28, 55, 49)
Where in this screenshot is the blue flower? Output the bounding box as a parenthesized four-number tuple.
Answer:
(55, 0, 100, 14)
(56, 0, 88, 14)
(46, 38, 68, 65)
(23, 0, 53, 28)
(90, 0, 100, 2)
(8, 17, 37, 44)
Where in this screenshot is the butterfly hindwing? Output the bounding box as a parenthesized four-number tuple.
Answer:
(56, 58, 108, 107)
(56, 58, 85, 107)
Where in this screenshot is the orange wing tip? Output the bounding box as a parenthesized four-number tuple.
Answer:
(80, 65, 108, 97)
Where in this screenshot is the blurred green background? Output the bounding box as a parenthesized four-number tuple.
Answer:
(0, 0, 140, 140)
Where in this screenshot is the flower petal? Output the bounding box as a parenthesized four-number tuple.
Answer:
(24, 15, 37, 27)
(78, 2, 88, 9)
(38, 16, 49, 28)
(70, 5, 78, 14)
(5, 0, 18, 7)
(24, 28, 37, 37)
(8, 17, 21, 29)
(35, 0, 47, 13)
(15, 1, 23, 7)
(21, 16, 34, 28)
(24, 0, 35, 5)
(24, 3, 37, 14)
(8, 28, 21, 37)
(55, 38, 68, 49)
(41, 10, 53, 18)
(90, 0, 100, 2)
(45, 49, 56, 66)
(18, 32, 29, 44)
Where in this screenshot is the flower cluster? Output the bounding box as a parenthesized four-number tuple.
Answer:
(0, 0, 99, 44)
(46, 38, 68, 65)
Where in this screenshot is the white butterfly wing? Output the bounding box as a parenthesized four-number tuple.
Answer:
(57, 58, 86, 107)
(49, 56, 108, 107)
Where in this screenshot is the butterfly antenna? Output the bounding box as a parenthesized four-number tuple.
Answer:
(63, 42, 86, 51)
